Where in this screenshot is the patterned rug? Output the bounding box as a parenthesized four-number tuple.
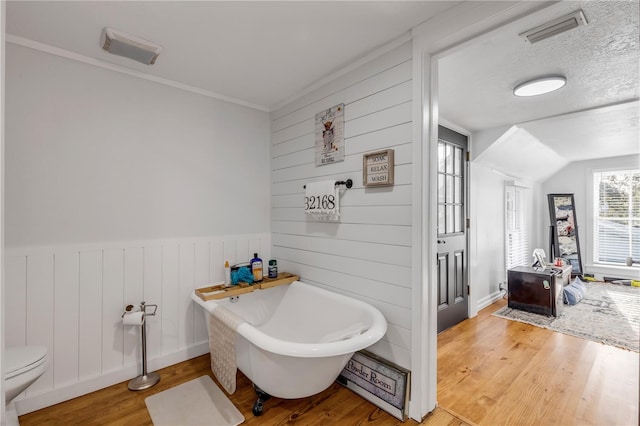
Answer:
(493, 281, 640, 352)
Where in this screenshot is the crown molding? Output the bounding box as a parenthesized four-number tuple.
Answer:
(6, 34, 271, 112)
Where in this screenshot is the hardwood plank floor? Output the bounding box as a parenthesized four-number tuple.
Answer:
(437, 299, 639, 426)
(18, 355, 467, 426)
(19, 298, 638, 425)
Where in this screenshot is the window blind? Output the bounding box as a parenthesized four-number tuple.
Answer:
(593, 169, 640, 265)
(505, 185, 530, 269)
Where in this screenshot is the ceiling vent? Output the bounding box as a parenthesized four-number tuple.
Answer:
(101, 28, 162, 65)
(519, 10, 588, 44)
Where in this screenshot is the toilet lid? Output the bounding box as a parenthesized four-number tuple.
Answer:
(5, 346, 47, 380)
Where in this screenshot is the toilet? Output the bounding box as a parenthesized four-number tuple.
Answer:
(4, 345, 48, 425)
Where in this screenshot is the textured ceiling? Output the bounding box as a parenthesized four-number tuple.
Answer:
(438, 0, 639, 164)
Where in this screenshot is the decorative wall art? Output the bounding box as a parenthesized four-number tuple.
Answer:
(315, 104, 345, 166)
(548, 193, 583, 275)
(363, 149, 394, 187)
(338, 350, 410, 421)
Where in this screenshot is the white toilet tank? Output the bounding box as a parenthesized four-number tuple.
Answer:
(5, 345, 48, 403)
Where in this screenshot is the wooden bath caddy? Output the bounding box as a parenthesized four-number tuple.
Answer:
(195, 272, 299, 301)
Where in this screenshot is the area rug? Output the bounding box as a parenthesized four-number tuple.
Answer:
(493, 281, 640, 352)
(145, 376, 244, 426)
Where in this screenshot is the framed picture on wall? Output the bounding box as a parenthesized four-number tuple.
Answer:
(548, 193, 583, 275)
(363, 149, 394, 187)
(315, 104, 345, 166)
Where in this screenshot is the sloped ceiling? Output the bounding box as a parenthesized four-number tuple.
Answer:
(438, 0, 639, 177)
(474, 126, 569, 182)
(519, 100, 639, 162)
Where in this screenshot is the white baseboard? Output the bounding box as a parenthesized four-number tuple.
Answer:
(14, 342, 209, 416)
(477, 291, 504, 312)
(585, 264, 640, 281)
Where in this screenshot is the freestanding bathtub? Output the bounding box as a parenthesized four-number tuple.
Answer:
(191, 280, 387, 414)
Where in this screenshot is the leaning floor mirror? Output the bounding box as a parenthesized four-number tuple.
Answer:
(548, 193, 583, 275)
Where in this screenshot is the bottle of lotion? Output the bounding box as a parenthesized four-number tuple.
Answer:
(224, 261, 231, 286)
(250, 253, 263, 282)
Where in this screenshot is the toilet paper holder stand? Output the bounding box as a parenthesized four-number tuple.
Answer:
(125, 301, 160, 391)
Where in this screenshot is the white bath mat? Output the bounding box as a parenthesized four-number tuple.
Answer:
(145, 376, 244, 426)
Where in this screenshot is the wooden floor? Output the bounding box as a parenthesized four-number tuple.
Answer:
(438, 299, 639, 426)
(19, 299, 639, 425)
(18, 357, 466, 426)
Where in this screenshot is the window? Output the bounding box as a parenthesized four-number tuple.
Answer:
(592, 169, 640, 266)
(437, 140, 464, 235)
(505, 184, 530, 269)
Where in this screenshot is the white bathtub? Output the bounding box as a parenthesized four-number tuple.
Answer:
(191, 280, 387, 401)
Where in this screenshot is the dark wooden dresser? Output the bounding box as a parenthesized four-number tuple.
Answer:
(507, 265, 572, 316)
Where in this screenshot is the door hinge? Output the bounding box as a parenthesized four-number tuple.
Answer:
(466, 151, 470, 162)
(467, 285, 470, 295)
(466, 218, 470, 229)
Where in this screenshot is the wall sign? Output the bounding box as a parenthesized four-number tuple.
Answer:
(363, 149, 394, 186)
(338, 350, 410, 421)
(315, 104, 344, 166)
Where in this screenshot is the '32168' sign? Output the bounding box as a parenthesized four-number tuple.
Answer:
(305, 194, 336, 211)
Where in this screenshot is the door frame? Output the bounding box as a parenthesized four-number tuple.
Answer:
(409, 1, 553, 420)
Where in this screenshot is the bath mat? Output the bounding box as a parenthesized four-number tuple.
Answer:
(145, 376, 244, 426)
(493, 281, 639, 352)
(209, 306, 243, 394)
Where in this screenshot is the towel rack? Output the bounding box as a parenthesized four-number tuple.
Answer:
(303, 179, 353, 189)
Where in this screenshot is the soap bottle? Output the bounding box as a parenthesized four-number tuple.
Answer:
(250, 253, 263, 282)
(224, 261, 231, 286)
(268, 259, 278, 279)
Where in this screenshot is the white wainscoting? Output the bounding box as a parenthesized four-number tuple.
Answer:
(270, 42, 413, 369)
(5, 233, 270, 414)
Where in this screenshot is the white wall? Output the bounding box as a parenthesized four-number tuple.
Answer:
(1, 1, 6, 421)
(6, 43, 270, 247)
(469, 163, 508, 308)
(270, 42, 413, 369)
(469, 152, 640, 306)
(470, 160, 542, 310)
(4, 43, 271, 414)
(541, 154, 640, 279)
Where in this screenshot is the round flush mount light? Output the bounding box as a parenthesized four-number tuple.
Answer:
(513, 75, 567, 97)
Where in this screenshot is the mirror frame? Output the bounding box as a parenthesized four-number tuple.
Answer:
(548, 193, 583, 275)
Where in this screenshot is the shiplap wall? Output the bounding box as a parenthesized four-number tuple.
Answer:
(270, 42, 413, 368)
(5, 233, 270, 414)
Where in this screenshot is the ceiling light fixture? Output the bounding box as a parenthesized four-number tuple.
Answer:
(513, 75, 566, 97)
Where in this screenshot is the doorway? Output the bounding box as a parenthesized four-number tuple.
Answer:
(436, 125, 468, 333)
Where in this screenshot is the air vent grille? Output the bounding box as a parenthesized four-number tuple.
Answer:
(101, 28, 162, 65)
(520, 10, 588, 44)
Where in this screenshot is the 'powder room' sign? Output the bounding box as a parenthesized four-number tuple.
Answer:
(337, 350, 410, 420)
(363, 149, 394, 187)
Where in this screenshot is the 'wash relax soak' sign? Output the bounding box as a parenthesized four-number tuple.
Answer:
(363, 149, 394, 187)
(338, 350, 409, 420)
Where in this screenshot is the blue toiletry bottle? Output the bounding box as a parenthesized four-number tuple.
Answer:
(250, 253, 263, 282)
